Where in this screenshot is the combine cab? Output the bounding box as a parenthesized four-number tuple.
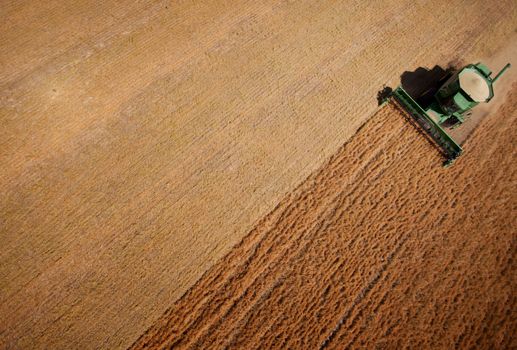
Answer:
(390, 62, 510, 166)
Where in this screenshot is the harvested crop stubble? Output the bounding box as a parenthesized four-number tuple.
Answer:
(132, 86, 517, 349)
(1, 1, 516, 348)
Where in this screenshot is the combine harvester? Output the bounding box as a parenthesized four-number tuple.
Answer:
(390, 62, 510, 166)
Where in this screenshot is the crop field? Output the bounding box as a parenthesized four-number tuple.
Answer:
(1, 0, 516, 349)
(131, 88, 517, 349)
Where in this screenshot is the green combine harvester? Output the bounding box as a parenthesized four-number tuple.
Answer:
(391, 62, 511, 166)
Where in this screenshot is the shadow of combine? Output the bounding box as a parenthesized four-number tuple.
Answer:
(376, 86, 393, 105)
(377, 63, 459, 106)
(400, 65, 455, 106)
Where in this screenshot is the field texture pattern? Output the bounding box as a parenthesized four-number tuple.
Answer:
(133, 87, 517, 349)
(1, 0, 516, 348)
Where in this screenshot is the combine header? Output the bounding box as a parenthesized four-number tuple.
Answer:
(390, 62, 511, 166)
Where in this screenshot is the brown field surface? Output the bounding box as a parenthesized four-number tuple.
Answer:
(133, 87, 517, 349)
(1, 0, 516, 348)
